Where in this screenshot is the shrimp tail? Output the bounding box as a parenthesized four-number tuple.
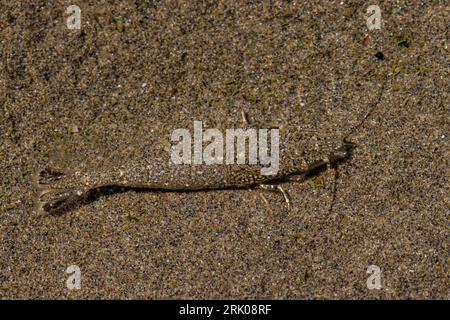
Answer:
(32, 168, 86, 215)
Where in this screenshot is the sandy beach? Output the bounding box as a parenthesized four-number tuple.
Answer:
(0, 0, 448, 299)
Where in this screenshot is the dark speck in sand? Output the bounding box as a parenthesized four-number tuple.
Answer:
(375, 51, 385, 61)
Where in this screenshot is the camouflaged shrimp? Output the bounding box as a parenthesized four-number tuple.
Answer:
(33, 141, 354, 215)
(33, 71, 387, 215)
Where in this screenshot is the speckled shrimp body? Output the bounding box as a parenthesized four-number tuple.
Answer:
(32, 142, 354, 214)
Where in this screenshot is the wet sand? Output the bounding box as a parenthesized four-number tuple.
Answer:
(0, 1, 448, 298)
